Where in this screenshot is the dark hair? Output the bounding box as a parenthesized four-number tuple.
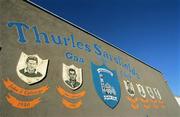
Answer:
(69, 68, 76, 73)
(26, 56, 38, 64)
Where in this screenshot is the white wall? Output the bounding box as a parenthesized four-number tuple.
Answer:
(175, 97, 180, 106)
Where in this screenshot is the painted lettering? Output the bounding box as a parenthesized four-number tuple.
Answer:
(65, 52, 84, 64)
(7, 21, 140, 79)
(94, 44, 102, 55)
(7, 21, 30, 43)
(32, 26, 49, 44)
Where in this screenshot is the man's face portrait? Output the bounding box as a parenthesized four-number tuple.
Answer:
(68, 68, 77, 81)
(26, 56, 38, 74)
(63, 64, 82, 90)
(17, 52, 47, 84)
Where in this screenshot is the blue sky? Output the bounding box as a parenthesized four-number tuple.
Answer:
(28, 0, 180, 96)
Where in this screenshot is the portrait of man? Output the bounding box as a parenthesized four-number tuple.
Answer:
(19, 56, 42, 77)
(63, 63, 82, 90)
(65, 68, 80, 89)
(16, 52, 49, 84)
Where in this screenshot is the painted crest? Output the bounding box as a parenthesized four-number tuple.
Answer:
(91, 62, 121, 109)
(62, 63, 82, 90)
(146, 86, 155, 99)
(123, 80, 135, 97)
(136, 83, 146, 98)
(16, 52, 49, 85)
(153, 88, 161, 100)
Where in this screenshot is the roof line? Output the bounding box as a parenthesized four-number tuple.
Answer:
(25, 0, 162, 74)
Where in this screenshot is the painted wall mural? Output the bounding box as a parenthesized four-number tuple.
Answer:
(56, 63, 86, 109)
(123, 80, 165, 110)
(16, 52, 49, 84)
(3, 20, 167, 111)
(3, 52, 49, 109)
(2, 1, 179, 116)
(91, 62, 121, 109)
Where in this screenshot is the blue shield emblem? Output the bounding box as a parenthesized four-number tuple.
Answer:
(91, 62, 121, 109)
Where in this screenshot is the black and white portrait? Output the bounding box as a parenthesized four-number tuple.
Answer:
(63, 63, 82, 90)
(16, 52, 49, 84)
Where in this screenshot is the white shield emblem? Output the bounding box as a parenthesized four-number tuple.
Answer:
(62, 63, 82, 90)
(123, 80, 135, 97)
(16, 52, 49, 85)
(136, 83, 146, 98)
(146, 86, 155, 99)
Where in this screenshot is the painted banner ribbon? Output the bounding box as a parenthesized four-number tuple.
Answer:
(62, 98, 82, 109)
(3, 79, 49, 96)
(6, 94, 40, 109)
(57, 86, 86, 99)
